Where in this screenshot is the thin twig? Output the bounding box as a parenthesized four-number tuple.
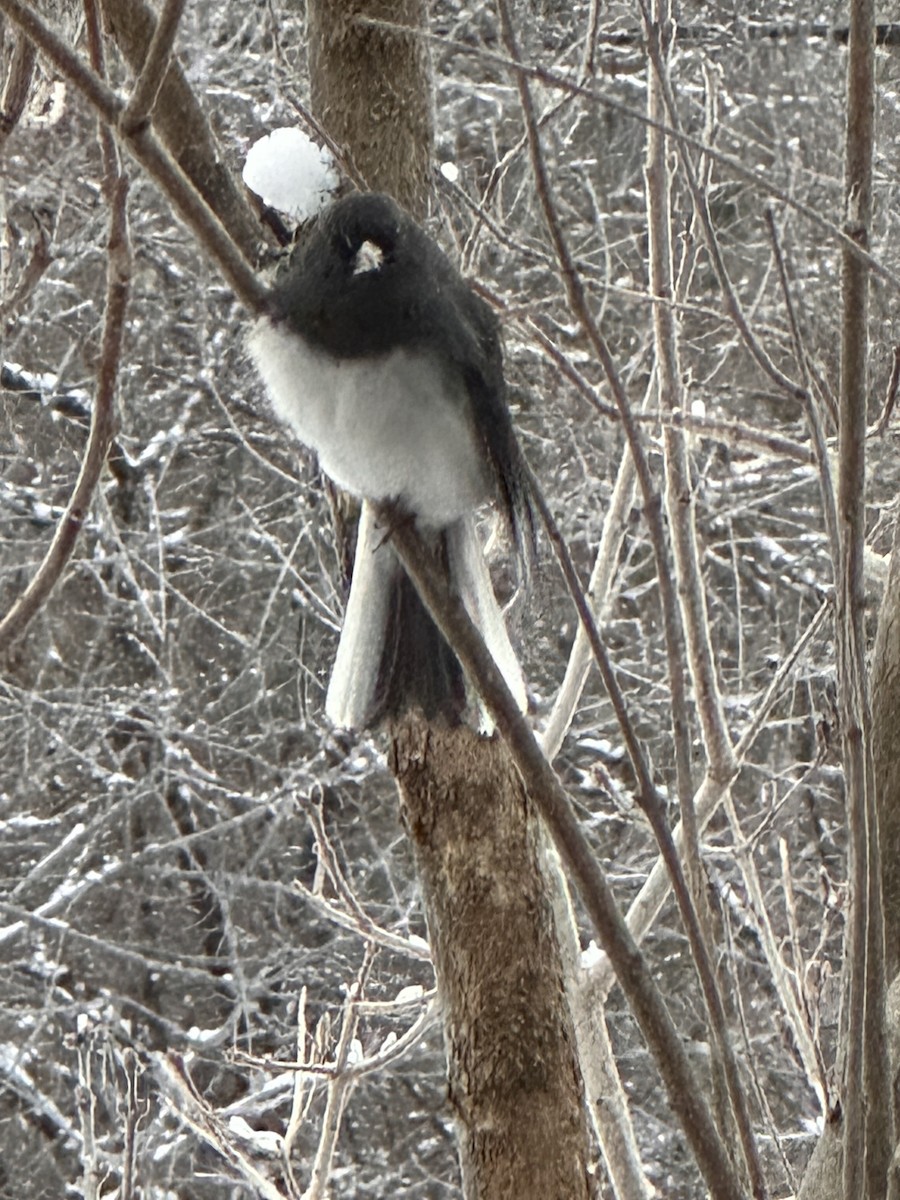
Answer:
(76, 1030, 101, 1200)
(120, 1049, 139, 1200)
(764, 207, 840, 564)
(0, 0, 267, 312)
(0, 898, 237, 983)
(540, 436, 638, 760)
(643, 8, 762, 1193)
(580, 0, 604, 77)
(235, 995, 436, 1083)
(356, 13, 900, 295)
(0, 0, 130, 653)
(874, 345, 900, 436)
(285, 91, 368, 195)
(585, 598, 831, 1002)
(641, 6, 806, 410)
(304, 798, 411, 953)
(150, 1052, 286, 1200)
(290, 875, 430, 962)
(644, 10, 734, 782)
(283, 986, 311, 1192)
(304, 951, 373, 1200)
(523, 311, 815, 461)
(526, 463, 763, 1189)
(540, 839, 653, 1200)
(526, 466, 657, 806)
(726, 793, 830, 1111)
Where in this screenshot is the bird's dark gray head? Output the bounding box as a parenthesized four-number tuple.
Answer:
(268, 193, 429, 359)
(320, 193, 405, 276)
(267, 192, 496, 367)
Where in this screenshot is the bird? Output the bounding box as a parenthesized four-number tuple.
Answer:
(248, 191, 532, 730)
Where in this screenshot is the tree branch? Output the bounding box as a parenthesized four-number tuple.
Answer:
(0, 1, 130, 652)
(380, 506, 746, 1200)
(0, 0, 267, 312)
(0, 30, 35, 146)
(837, 3, 892, 1197)
(362, 13, 900, 295)
(120, 0, 187, 134)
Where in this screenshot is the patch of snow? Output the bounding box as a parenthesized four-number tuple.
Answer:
(243, 128, 338, 221)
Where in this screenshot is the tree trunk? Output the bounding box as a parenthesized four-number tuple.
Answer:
(392, 716, 592, 1200)
(306, 0, 433, 219)
(306, 6, 592, 1195)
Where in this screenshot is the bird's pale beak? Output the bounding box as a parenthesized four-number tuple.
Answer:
(353, 239, 385, 275)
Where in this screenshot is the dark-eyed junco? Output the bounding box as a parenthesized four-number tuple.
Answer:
(249, 192, 532, 729)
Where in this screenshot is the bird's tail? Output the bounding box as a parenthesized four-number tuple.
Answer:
(325, 503, 526, 730)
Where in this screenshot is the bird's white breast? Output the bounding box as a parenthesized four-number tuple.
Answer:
(249, 318, 490, 528)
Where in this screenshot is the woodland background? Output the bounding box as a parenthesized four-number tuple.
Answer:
(1, 1, 898, 1197)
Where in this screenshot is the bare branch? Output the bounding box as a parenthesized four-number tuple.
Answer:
(494, 0, 700, 831)
(0, 30, 35, 146)
(0, 219, 53, 328)
(874, 345, 900, 436)
(120, 0, 187, 134)
(149, 1052, 287, 1200)
(0, 6, 130, 652)
(540, 438, 638, 760)
(586, 598, 832, 1001)
(541, 844, 653, 1199)
(526, 466, 657, 806)
(837, 3, 892, 1196)
(643, 29, 806, 407)
(0, 0, 267, 311)
(100, 0, 263, 261)
(644, 12, 734, 781)
(726, 791, 830, 1111)
(303, 952, 372, 1200)
(358, 14, 900, 295)
(765, 207, 839, 563)
(642, 8, 761, 1191)
(289, 876, 431, 963)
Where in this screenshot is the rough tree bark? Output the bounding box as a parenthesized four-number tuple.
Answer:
(306, 0, 433, 219)
(392, 718, 592, 1199)
(307, 3, 593, 1196)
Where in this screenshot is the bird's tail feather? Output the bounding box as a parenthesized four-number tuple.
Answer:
(446, 515, 527, 723)
(325, 504, 526, 730)
(325, 502, 399, 728)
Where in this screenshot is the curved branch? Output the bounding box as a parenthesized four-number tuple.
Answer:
(0, 0, 267, 312)
(0, 19, 130, 652)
